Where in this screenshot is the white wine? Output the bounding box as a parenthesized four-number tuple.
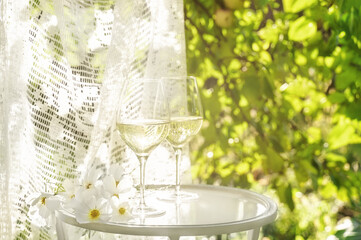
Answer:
(166, 116, 203, 148)
(117, 120, 169, 156)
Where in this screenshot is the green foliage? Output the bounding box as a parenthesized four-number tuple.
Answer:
(185, 0, 361, 239)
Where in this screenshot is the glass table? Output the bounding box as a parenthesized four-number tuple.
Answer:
(56, 184, 278, 240)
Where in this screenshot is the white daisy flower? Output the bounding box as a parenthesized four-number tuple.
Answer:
(32, 192, 60, 218)
(60, 179, 81, 199)
(108, 164, 125, 183)
(27, 192, 61, 227)
(80, 167, 102, 191)
(74, 192, 111, 224)
(59, 178, 82, 209)
(102, 175, 135, 200)
(110, 196, 133, 223)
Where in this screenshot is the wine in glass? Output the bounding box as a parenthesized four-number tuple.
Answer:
(116, 78, 169, 216)
(161, 76, 203, 201)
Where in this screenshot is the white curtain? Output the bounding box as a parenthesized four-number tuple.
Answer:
(0, 0, 190, 239)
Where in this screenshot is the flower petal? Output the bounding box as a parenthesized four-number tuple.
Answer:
(75, 212, 91, 224)
(38, 205, 50, 218)
(103, 175, 116, 193)
(62, 179, 75, 192)
(46, 196, 61, 211)
(109, 164, 124, 182)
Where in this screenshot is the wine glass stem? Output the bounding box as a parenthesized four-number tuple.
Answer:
(138, 155, 148, 209)
(175, 147, 182, 195)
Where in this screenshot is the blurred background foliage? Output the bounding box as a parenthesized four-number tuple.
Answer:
(184, 0, 361, 239)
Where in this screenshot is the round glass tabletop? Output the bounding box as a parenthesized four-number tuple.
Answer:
(56, 184, 277, 238)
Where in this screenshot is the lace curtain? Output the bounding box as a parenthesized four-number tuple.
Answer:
(0, 0, 190, 239)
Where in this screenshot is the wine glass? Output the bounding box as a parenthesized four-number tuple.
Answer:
(161, 76, 203, 201)
(116, 78, 169, 216)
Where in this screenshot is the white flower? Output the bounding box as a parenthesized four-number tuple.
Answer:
(102, 175, 135, 200)
(59, 178, 82, 209)
(32, 192, 60, 218)
(61, 179, 79, 199)
(27, 192, 61, 227)
(74, 192, 111, 224)
(109, 164, 125, 183)
(110, 196, 133, 223)
(80, 167, 102, 191)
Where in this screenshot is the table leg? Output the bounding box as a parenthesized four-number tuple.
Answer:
(247, 228, 260, 240)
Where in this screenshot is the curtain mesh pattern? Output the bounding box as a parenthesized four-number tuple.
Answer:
(0, 0, 189, 239)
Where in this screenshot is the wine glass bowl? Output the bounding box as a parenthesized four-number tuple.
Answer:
(166, 117, 203, 148)
(116, 119, 169, 157)
(116, 78, 169, 216)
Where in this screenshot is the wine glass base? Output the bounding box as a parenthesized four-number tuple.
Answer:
(158, 190, 199, 202)
(132, 206, 166, 218)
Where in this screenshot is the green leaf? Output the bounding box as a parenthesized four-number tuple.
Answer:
(320, 181, 338, 199)
(235, 162, 250, 175)
(295, 165, 309, 184)
(326, 153, 347, 163)
(265, 147, 284, 172)
(295, 51, 307, 66)
(241, 73, 262, 103)
(241, 70, 274, 104)
(260, 51, 272, 65)
(335, 67, 359, 90)
(288, 16, 317, 41)
(345, 102, 361, 120)
(217, 160, 235, 178)
(258, 21, 280, 43)
(283, 0, 317, 13)
(306, 127, 321, 144)
(277, 182, 295, 211)
(327, 121, 361, 149)
(257, 136, 284, 173)
(328, 92, 346, 104)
